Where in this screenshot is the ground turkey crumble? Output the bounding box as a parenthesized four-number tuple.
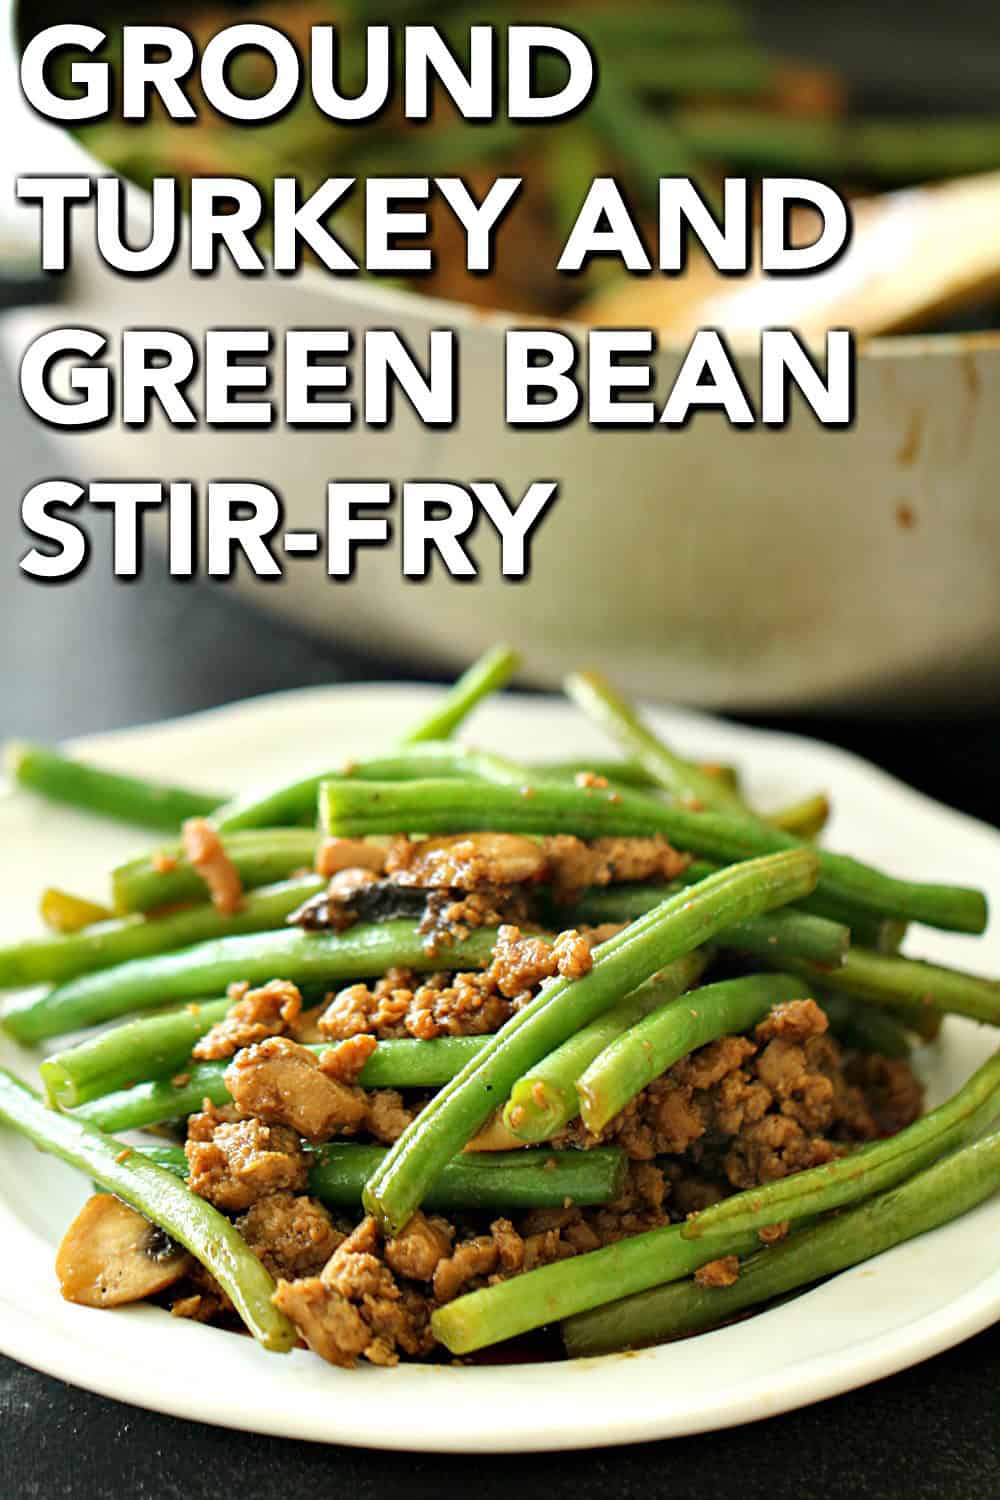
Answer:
(538, 835, 690, 897)
(221, 1036, 417, 1146)
(193, 978, 303, 1061)
(292, 832, 690, 943)
(317, 924, 597, 1042)
(175, 992, 923, 1367)
(556, 999, 921, 1194)
(385, 833, 548, 889)
(197, 924, 615, 1053)
(271, 1217, 438, 1367)
(181, 817, 243, 916)
(236, 1192, 345, 1281)
(269, 1178, 674, 1369)
(184, 1106, 309, 1213)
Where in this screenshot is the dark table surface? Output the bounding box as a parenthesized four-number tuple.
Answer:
(2, 351, 1000, 1500)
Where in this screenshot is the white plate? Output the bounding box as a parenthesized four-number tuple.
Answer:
(0, 685, 998, 1452)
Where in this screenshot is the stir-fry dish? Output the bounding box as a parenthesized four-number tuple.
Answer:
(28, 0, 1000, 318)
(1, 647, 998, 1366)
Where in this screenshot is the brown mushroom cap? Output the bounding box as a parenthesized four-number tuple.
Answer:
(56, 1194, 192, 1307)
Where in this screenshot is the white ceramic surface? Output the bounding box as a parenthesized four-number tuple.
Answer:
(3, 4, 1000, 710)
(0, 683, 998, 1451)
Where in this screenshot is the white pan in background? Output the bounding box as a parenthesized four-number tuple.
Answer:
(2, 3, 1000, 712)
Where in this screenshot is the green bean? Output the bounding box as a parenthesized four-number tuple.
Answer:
(766, 947, 1000, 1028)
(708, 909, 850, 969)
(796, 893, 906, 951)
(569, 859, 719, 901)
(876, 997, 943, 1042)
(684, 1047, 1000, 1240)
(675, 110, 1000, 182)
(4, 741, 223, 831)
(352, 0, 747, 42)
(40, 888, 114, 934)
(546, 125, 612, 253)
(353, 117, 528, 177)
(213, 744, 525, 833)
(875, 920, 909, 956)
(140, 1144, 203, 1174)
(0, 1069, 295, 1351)
(211, 642, 521, 832)
(362, 850, 820, 1233)
(769, 915, 935, 1036)
(73, 1036, 494, 1131)
(0, 876, 324, 992)
(2, 921, 504, 1046)
(704, 764, 742, 798)
(211, 785, 312, 836)
(848, 989, 942, 1042)
(326, 1145, 625, 1209)
(403, 643, 520, 743)
(532, 759, 669, 790)
(841, 915, 909, 954)
(675, 110, 854, 176)
(112, 828, 321, 913)
(339, 747, 684, 793)
(321, 777, 987, 936)
(210, 778, 328, 834)
(41, 998, 233, 1109)
(564, 670, 747, 814)
(502, 953, 707, 1144)
(566, 880, 850, 967)
(72, 1067, 287, 1133)
(579, 972, 812, 1134)
(588, 76, 692, 197)
(584, 2, 748, 44)
(564, 1129, 1000, 1355)
(768, 793, 831, 841)
(539, 762, 743, 798)
(853, 119, 1000, 181)
(775, 926, 937, 1042)
(316, 776, 688, 840)
(344, 747, 532, 786)
(819, 994, 914, 1059)
(613, 46, 776, 98)
(432, 1218, 761, 1355)
(563, 676, 963, 934)
(141, 1141, 628, 1211)
(567, 674, 843, 843)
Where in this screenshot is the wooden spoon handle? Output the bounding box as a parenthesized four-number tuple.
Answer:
(580, 172, 1000, 343)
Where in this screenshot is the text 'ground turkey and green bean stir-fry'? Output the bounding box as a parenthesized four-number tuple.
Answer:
(29, 0, 1000, 321)
(1, 646, 998, 1366)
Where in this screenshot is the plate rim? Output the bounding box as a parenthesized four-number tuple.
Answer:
(0, 1260, 999, 1453)
(1, 680, 998, 1451)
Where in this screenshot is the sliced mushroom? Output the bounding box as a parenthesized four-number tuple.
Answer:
(390, 833, 547, 890)
(56, 1194, 192, 1308)
(288, 871, 426, 933)
(315, 837, 389, 879)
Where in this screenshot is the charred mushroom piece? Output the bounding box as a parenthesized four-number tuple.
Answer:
(56, 1193, 192, 1307)
(289, 874, 427, 933)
